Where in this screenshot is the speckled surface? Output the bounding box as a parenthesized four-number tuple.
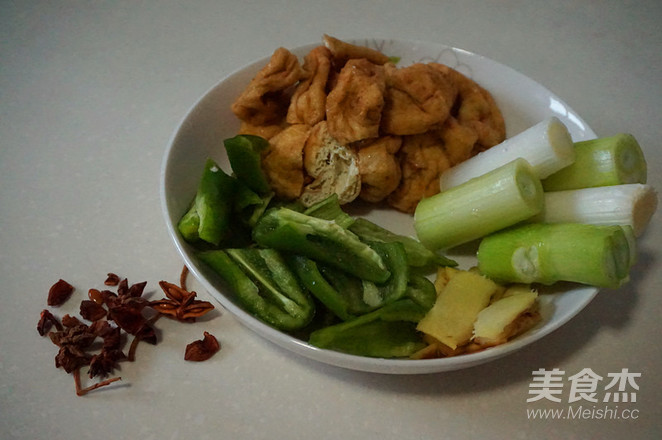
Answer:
(1, 1, 660, 439)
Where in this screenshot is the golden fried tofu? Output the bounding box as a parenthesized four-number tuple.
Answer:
(387, 132, 452, 213)
(323, 34, 391, 67)
(238, 121, 286, 140)
(231, 47, 304, 125)
(326, 58, 386, 145)
(438, 117, 479, 166)
(229, 37, 508, 214)
(300, 121, 361, 206)
(356, 136, 402, 203)
(261, 124, 311, 200)
(431, 63, 506, 152)
(381, 63, 457, 136)
(287, 46, 333, 126)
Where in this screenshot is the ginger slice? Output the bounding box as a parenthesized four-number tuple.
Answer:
(473, 289, 541, 347)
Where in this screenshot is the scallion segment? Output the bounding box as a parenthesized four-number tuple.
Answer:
(536, 183, 658, 236)
(439, 117, 574, 191)
(542, 133, 647, 191)
(414, 158, 544, 250)
(477, 223, 633, 288)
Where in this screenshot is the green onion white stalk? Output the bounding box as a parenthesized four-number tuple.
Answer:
(477, 223, 633, 288)
(414, 158, 544, 250)
(439, 117, 574, 191)
(542, 133, 647, 191)
(536, 183, 658, 236)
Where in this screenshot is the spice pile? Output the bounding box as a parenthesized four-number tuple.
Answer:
(37, 268, 220, 396)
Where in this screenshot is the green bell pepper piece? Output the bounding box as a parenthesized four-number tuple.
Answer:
(252, 207, 390, 283)
(319, 264, 374, 316)
(223, 134, 271, 195)
(349, 217, 457, 268)
(288, 256, 355, 321)
(289, 241, 409, 321)
(198, 248, 315, 332)
(359, 240, 409, 307)
(177, 159, 236, 246)
(403, 274, 437, 311)
(303, 194, 355, 229)
(233, 179, 274, 227)
(308, 299, 428, 358)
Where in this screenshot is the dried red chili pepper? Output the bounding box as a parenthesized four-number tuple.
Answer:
(185, 331, 220, 361)
(47, 279, 74, 306)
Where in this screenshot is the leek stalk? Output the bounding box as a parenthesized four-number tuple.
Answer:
(477, 223, 633, 288)
(414, 158, 544, 250)
(542, 133, 647, 191)
(439, 117, 574, 191)
(537, 183, 658, 236)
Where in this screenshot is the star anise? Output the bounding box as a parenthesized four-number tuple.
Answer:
(37, 309, 63, 336)
(38, 268, 221, 396)
(150, 281, 215, 322)
(104, 272, 121, 286)
(88, 326, 126, 378)
(80, 299, 107, 322)
(48, 318, 96, 373)
(47, 279, 74, 306)
(185, 331, 220, 362)
(102, 278, 155, 342)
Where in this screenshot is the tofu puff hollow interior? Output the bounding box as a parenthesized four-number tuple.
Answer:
(231, 35, 506, 213)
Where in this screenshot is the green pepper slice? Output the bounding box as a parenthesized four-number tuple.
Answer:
(403, 274, 437, 311)
(198, 248, 314, 332)
(302, 193, 355, 229)
(308, 299, 428, 358)
(288, 256, 355, 321)
(349, 217, 457, 268)
(223, 134, 271, 195)
(252, 207, 390, 283)
(233, 179, 274, 227)
(177, 159, 236, 246)
(290, 241, 409, 321)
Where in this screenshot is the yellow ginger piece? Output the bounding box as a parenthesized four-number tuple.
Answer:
(433, 266, 459, 294)
(473, 287, 541, 347)
(417, 270, 499, 350)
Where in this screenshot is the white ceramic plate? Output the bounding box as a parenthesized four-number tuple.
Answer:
(160, 38, 598, 374)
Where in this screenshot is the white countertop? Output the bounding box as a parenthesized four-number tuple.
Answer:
(2, 1, 660, 439)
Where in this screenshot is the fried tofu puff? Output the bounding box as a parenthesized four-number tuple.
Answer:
(322, 34, 391, 67)
(356, 136, 402, 203)
(431, 63, 506, 152)
(232, 37, 507, 214)
(231, 47, 304, 126)
(387, 132, 452, 213)
(381, 63, 458, 136)
(300, 121, 361, 207)
(261, 124, 312, 200)
(287, 46, 333, 126)
(325, 58, 386, 145)
(238, 121, 286, 141)
(438, 116, 479, 166)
